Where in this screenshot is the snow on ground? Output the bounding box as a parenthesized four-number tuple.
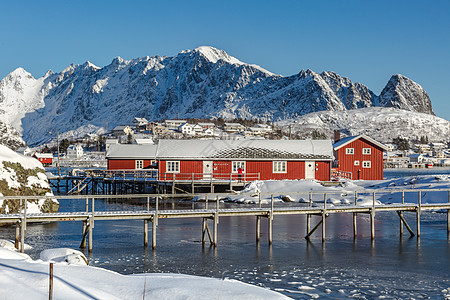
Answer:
(0, 246, 290, 300)
(221, 175, 450, 207)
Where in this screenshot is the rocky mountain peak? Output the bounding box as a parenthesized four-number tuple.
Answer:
(379, 74, 434, 115)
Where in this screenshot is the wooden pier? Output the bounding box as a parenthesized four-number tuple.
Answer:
(1, 188, 450, 253)
(48, 170, 259, 195)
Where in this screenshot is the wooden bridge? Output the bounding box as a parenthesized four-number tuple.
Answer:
(2, 188, 450, 253)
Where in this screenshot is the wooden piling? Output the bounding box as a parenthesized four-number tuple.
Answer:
(371, 192, 375, 240)
(307, 192, 312, 234)
(417, 191, 421, 237)
(88, 217, 93, 252)
(49, 262, 53, 300)
(15, 222, 20, 249)
(256, 216, 261, 242)
(152, 216, 156, 249)
(202, 218, 206, 244)
(144, 219, 148, 247)
(448, 191, 450, 239)
(269, 195, 274, 245)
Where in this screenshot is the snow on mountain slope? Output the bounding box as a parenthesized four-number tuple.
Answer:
(379, 74, 434, 115)
(278, 107, 450, 143)
(0, 68, 46, 131)
(0, 46, 439, 146)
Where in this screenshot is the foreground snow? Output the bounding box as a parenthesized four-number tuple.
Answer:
(0, 246, 290, 300)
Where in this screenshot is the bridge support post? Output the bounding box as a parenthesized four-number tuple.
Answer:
(447, 191, 450, 240)
(15, 221, 20, 249)
(144, 219, 149, 247)
(88, 217, 93, 252)
(152, 216, 157, 249)
(202, 218, 206, 244)
(322, 193, 327, 242)
(80, 221, 87, 248)
(371, 192, 376, 240)
(268, 195, 274, 245)
(256, 216, 260, 242)
(416, 191, 421, 238)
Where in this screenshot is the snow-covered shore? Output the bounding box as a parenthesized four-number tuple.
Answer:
(0, 246, 290, 299)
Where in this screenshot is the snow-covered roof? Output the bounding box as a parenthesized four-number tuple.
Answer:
(106, 144, 158, 159)
(197, 122, 215, 126)
(333, 134, 388, 151)
(156, 139, 333, 160)
(33, 153, 53, 159)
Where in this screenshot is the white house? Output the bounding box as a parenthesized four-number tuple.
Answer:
(67, 144, 84, 159)
(105, 139, 119, 150)
(408, 153, 424, 163)
(178, 123, 194, 135)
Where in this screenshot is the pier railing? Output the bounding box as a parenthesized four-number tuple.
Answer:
(157, 172, 260, 182)
(1, 188, 449, 252)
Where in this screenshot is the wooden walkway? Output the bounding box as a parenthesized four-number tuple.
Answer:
(2, 188, 450, 253)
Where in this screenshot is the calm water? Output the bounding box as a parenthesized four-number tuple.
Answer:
(2, 169, 450, 299)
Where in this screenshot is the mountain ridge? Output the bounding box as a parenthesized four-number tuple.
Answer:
(0, 46, 438, 146)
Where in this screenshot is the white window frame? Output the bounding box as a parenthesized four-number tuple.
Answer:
(232, 161, 246, 173)
(354, 160, 360, 166)
(135, 160, 144, 169)
(273, 161, 287, 173)
(166, 161, 180, 173)
(363, 148, 371, 155)
(362, 161, 371, 168)
(346, 148, 354, 155)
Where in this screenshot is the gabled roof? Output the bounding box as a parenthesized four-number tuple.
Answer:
(156, 139, 333, 160)
(333, 134, 388, 151)
(106, 144, 158, 159)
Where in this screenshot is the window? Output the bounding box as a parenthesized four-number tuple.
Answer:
(362, 161, 371, 168)
(354, 160, 360, 166)
(232, 161, 246, 173)
(363, 148, 371, 155)
(273, 161, 287, 173)
(135, 160, 143, 169)
(346, 148, 354, 155)
(166, 161, 180, 173)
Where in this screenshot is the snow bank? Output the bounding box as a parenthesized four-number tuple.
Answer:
(0, 145, 58, 214)
(40, 248, 88, 266)
(0, 247, 290, 299)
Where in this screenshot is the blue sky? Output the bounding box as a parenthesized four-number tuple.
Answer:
(1, 0, 449, 120)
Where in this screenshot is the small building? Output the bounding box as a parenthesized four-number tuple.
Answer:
(165, 120, 187, 130)
(409, 153, 424, 163)
(156, 139, 333, 181)
(178, 123, 194, 135)
(333, 134, 387, 180)
(197, 122, 216, 130)
(150, 124, 170, 135)
(192, 124, 204, 135)
(33, 152, 53, 166)
(223, 123, 246, 133)
(105, 139, 119, 151)
(132, 117, 149, 132)
(67, 144, 84, 159)
(106, 144, 158, 170)
(17, 146, 32, 156)
(112, 125, 134, 136)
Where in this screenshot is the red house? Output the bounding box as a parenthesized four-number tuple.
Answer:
(33, 152, 53, 167)
(333, 134, 387, 180)
(107, 144, 158, 170)
(156, 139, 333, 181)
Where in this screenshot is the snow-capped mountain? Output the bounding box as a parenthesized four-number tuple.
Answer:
(0, 46, 439, 146)
(278, 107, 449, 143)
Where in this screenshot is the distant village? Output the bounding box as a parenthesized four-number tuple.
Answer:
(17, 117, 450, 170)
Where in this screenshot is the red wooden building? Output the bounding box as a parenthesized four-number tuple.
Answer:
(107, 144, 158, 170)
(106, 139, 333, 181)
(32, 152, 53, 167)
(333, 134, 387, 180)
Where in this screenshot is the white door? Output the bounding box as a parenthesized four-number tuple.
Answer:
(203, 161, 213, 179)
(305, 161, 315, 180)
